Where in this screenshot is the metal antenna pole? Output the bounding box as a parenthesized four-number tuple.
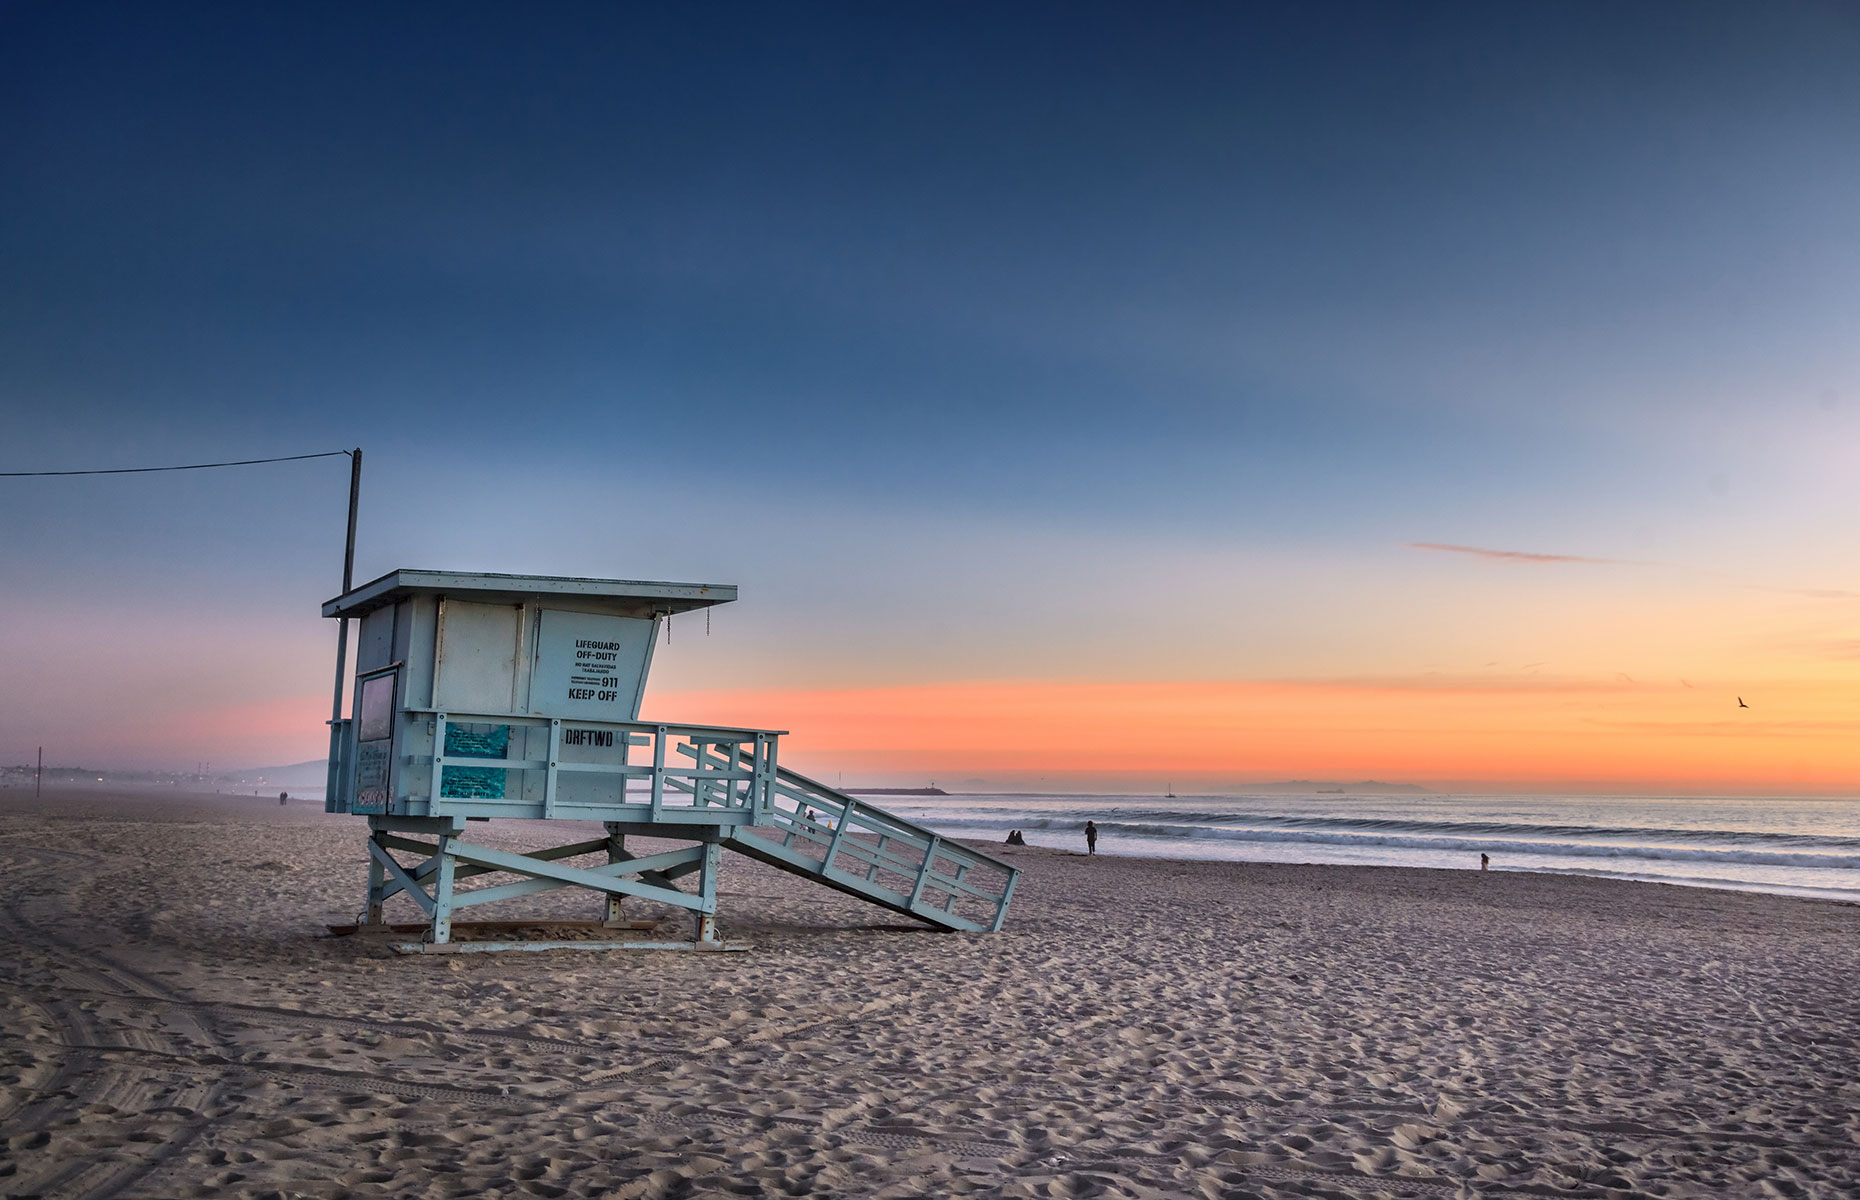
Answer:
(330, 448, 363, 722)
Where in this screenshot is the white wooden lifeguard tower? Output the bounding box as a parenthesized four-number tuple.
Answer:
(323, 570, 1018, 952)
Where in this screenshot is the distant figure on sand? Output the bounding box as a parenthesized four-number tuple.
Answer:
(1084, 820, 1098, 855)
(1005, 829, 1025, 846)
(1480, 853, 1489, 871)
(279, 792, 288, 806)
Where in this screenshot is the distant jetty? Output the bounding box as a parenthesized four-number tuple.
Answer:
(845, 786, 948, 796)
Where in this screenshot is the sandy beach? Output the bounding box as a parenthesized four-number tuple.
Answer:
(3, 788, 1857, 1199)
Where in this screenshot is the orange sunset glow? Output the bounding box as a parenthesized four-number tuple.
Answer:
(649, 673, 1860, 795)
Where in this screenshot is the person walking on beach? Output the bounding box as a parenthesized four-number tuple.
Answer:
(1084, 820, 1098, 855)
(1480, 852, 1489, 871)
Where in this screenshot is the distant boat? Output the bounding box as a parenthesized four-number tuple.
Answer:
(1316, 787, 1345, 794)
(1164, 782, 1175, 798)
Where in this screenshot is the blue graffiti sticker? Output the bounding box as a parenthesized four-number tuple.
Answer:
(441, 723, 510, 800)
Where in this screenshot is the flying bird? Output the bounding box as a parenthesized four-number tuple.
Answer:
(1737, 697, 1748, 708)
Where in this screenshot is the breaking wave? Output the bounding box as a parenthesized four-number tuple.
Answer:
(937, 813, 1860, 869)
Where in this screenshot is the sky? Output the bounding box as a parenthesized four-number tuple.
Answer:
(4, 1, 1860, 793)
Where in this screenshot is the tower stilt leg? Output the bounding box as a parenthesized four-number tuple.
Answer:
(603, 823, 627, 926)
(364, 828, 389, 927)
(693, 839, 723, 946)
(430, 834, 456, 945)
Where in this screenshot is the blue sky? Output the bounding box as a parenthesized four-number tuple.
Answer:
(5, 3, 1860, 785)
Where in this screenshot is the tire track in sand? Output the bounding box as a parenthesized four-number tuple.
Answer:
(0, 846, 237, 1200)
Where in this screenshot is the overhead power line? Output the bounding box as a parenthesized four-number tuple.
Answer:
(0, 450, 352, 477)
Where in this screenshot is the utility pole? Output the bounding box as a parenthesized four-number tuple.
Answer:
(330, 448, 363, 723)
(36, 746, 41, 798)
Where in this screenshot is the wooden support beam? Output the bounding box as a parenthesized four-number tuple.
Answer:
(369, 814, 465, 835)
(329, 919, 659, 936)
(390, 937, 749, 955)
(442, 840, 711, 911)
(369, 837, 436, 916)
(384, 834, 613, 885)
(378, 833, 441, 857)
(446, 845, 706, 910)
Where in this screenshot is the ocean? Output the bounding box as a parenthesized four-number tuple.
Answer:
(269, 782, 1860, 904)
(884, 791, 1860, 904)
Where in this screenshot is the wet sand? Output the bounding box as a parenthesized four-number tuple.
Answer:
(3, 787, 1858, 1198)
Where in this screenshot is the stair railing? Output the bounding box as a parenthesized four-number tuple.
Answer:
(672, 743, 1019, 931)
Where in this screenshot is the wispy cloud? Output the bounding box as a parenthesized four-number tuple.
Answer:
(1762, 586, 1860, 601)
(1407, 542, 1631, 565)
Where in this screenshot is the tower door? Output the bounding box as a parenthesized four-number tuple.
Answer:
(353, 667, 400, 814)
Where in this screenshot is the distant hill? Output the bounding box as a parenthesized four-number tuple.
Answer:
(220, 759, 329, 787)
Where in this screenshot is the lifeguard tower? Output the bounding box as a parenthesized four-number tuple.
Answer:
(322, 570, 1018, 952)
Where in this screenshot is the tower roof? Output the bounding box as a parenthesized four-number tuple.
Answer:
(322, 568, 736, 620)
